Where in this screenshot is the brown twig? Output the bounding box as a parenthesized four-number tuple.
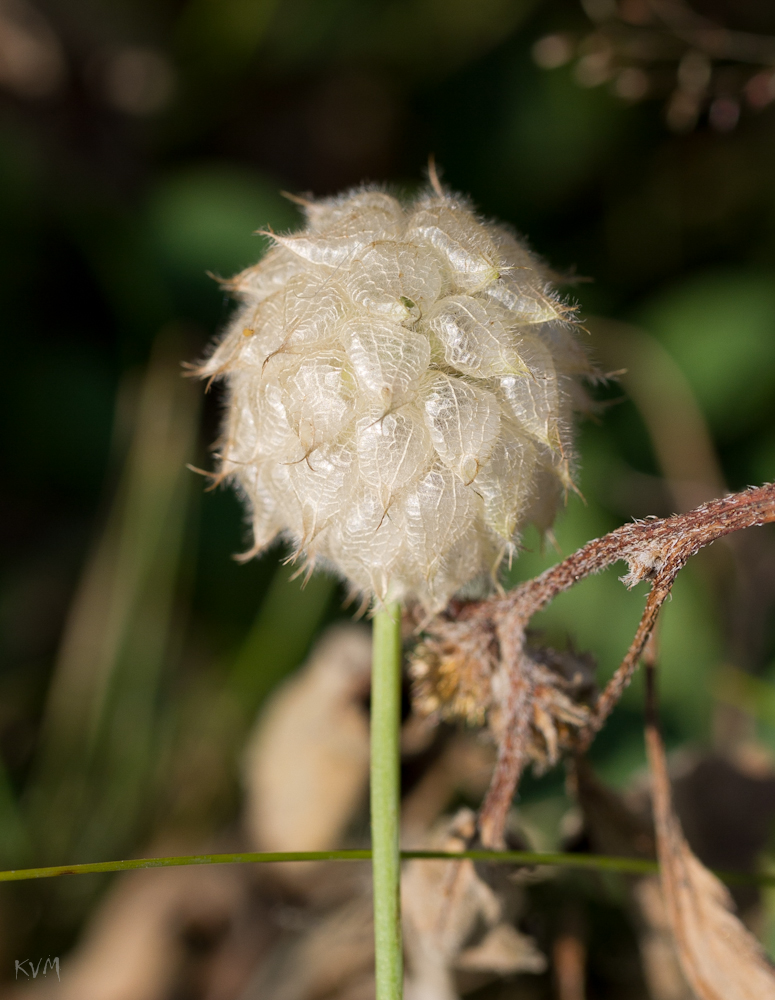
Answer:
(457, 484, 775, 847)
(553, 903, 587, 1000)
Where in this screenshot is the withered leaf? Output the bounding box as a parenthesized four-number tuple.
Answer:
(6, 861, 246, 1000)
(242, 624, 372, 855)
(632, 876, 695, 1000)
(242, 897, 375, 1000)
(456, 922, 546, 976)
(402, 809, 546, 1000)
(647, 720, 775, 1000)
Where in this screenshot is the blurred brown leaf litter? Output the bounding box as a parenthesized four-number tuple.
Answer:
(7, 586, 775, 1000)
(6, 439, 775, 1000)
(0, 626, 545, 1000)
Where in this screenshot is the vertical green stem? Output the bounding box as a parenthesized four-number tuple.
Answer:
(371, 600, 403, 1000)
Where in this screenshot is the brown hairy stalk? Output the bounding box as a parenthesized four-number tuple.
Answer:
(410, 483, 775, 848)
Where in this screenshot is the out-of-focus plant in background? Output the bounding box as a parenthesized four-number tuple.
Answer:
(1, 0, 774, 995)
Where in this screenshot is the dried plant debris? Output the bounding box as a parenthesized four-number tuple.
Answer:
(670, 748, 775, 879)
(10, 625, 550, 1000)
(572, 757, 655, 861)
(410, 615, 498, 728)
(402, 809, 546, 1000)
(241, 896, 376, 1000)
(401, 733, 495, 845)
(411, 625, 596, 774)
(238, 625, 547, 1000)
(241, 810, 546, 1000)
(631, 877, 695, 1000)
(239, 630, 544, 999)
(410, 483, 775, 847)
(646, 702, 775, 1000)
(242, 624, 372, 856)
(574, 745, 775, 1000)
(572, 759, 691, 999)
(241, 623, 373, 903)
(4, 862, 251, 1000)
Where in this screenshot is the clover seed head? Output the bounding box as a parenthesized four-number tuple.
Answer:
(201, 185, 592, 611)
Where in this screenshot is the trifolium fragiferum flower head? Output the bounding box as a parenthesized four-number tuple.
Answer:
(199, 183, 593, 612)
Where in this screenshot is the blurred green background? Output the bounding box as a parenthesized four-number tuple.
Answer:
(0, 0, 774, 975)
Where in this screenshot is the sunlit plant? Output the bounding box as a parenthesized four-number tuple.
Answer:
(199, 176, 592, 998)
(200, 181, 592, 610)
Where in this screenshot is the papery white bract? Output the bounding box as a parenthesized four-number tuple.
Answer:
(201, 186, 592, 611)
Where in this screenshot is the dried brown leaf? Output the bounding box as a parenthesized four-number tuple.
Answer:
(456, 922, 546, 976)
(631, 877, 695, 1000)
(646, 708, 775, 1000)
(242, 897, 375, 1000)
(242, 624, 372, 856)
(4, 861, 246, 1000)
(402, 809, 546, 1000)
(572, 760, 691, 999)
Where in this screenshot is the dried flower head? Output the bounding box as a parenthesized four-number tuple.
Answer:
(200, 184, 592, 611)
(410, 620, 597, 773)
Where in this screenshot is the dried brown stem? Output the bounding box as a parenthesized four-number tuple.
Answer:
(478, 669, 532, 849)
(471, 484, 775, 847)
(500, 483, 775, 628)
(578, 582, 670, 751)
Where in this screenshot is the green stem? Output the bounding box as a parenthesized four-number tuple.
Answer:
(371, 600, 403, 1000)
(1, 849, 774, 886)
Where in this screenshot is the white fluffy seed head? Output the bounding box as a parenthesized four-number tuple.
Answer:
(201, 186, 593, 611)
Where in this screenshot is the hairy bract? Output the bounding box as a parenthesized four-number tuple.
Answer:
(200, 185, 592, 610)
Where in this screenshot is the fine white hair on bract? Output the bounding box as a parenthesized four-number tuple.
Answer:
(199, 184, 594, 612)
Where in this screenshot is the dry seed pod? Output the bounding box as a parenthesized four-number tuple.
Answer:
(201, 185, 592, 611)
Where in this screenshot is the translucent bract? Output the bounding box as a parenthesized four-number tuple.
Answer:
(201, 186, 592, 610)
